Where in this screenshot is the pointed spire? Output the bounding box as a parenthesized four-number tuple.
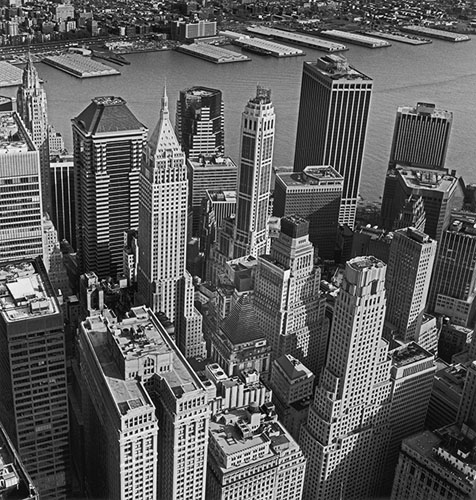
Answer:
(22, 51, 40, 90)
(161, 83, 169, 119)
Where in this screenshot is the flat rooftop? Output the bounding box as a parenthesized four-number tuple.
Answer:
(181, 86, 221, 98)
(396, 165, 457, 193)
(188, 156, 236, 170)
(0, 112, 35, 154)
(207, 190, 236, 203)
(0, 261, 59, 323)
(392, 342, 433, 367)
(307, 54, 372, 81)
(398, 102, 452, 121)
(348, 255, 384, 271)
(277, 166, 343, 187)
(0, 61, 24, 88)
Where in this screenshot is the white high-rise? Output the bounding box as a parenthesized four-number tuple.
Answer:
(233, 86, 275, 258)
(300, 256, 392, 500)
(137, 88, 206, 359)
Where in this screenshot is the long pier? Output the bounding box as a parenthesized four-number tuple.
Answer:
(363, 30, 431, 45)
(319, 29, 391, 48)
(176, 43, 251, 64)
(43, 54, 120, 78)
(226, 33, 304, 57)
(400, 25, 470, 42)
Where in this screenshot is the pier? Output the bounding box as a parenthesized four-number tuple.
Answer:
(43, 54, 121, 78)
(176, 43, 250, 64)
(319, 30, 391, 48)
(363, 30, 431, 45)
(400, 25, 470, 42)
(227, 34, 304, 57)
(0, 62, 24, 87)
(247, 26, 347, 52)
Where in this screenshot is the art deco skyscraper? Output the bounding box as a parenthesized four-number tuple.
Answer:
(293, 55, 373, 228)
(0, 111, 46, 264)
(175, 86, 224, 160)
(389, 102, 452, 170)
(254, 216, 327, 377)
(233, 86, 275, 258)
(137, 88, 206, 358)
(0, 258, 70, 499)
(300, 256, 392, 500)
(385, 227, 437, 343)
(17, 55, 51, 215)
(72, 96, 148, 278)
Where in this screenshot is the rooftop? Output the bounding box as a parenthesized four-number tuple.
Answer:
(398, 102, 453, 121)
(181, 86, 221, 99)
(188, 156, 236, 170)
(395, 165, 457, 193)
(274, 354, 313, 381)
(0, 261, 59, 323)
(348, 255, 385, 271)
(207, 190, 236, 203)
(310, 54, 372, 81)
(392, 342, 433, 367)
(221, 294, 264, 345)
(0, 112, 35, 154)
(277, 166, 343, 187)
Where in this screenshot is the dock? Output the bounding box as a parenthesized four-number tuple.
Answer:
(400, 25, 470, 42)
(176, 43, 251, 64)
(0, 61, 24, 87)
(228, 34, 304, 57)
(363, 30, 431, 45)
(319, 29, 391, 48)
(43, 54, 120, 78)
(247, 26, 347, 52)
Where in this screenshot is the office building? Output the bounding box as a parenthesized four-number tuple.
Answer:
(0, 259, 70, 499)
(48, 124, 65, 155)
(269, 354, 315, 441)
(300, 256, 392, 500)
(391, 426, 476, 500)
(0, 112, 46, 264)
(350, 226, 393, 264)
(233, 86, 275, 258)
(50, 154, 75, 248)
(78, 305, 209, 500)
(392, 194, 426, 232)
(384, 343, 435, 492)
(206, 404, 306, 500)
(137, 88, 206, 359)
(428, 214, 476, 326)
(187, 156, 237, 236)
(439, 319, 473, 362)
(0, 422, 39, 499)
(176, 86, 224, 160)
(381, 166, 464, 239)
(72, 96, 148, 278)
(274, 165, 343, 260)
(293, 55, 373, 227)
(254, 216, 327, 377)
(389, 102, 452, 170)
(171, 20, 217, 41)
(385, 227, 437, 342)
(17, 55, 50, 214)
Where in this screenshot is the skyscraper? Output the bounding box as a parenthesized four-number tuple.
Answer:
(274, 165, 343, 260)
(0, 258, 70, 499)
(233, 86, 275, 258)
(72, 96, 148, 278)
(17, 55, 51, 215)
(300, 256, 391, 500)
(137, 88, 206, 358)
(385, 227, 437, 343)
(0, 111, 46, 264)
(428, 213, 476, 326)
(175, 86, 224, 160)
(389, 102, 452, 170)
(293, 55, 373, 228)
(254, 216, 327, 377)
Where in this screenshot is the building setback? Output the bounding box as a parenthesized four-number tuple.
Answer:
(72, 96, 148, 278)
(0, 259, 70, 499)
(293, 55, 373, 228)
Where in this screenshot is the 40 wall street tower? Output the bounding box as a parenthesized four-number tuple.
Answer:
(293, 55, 373, 229)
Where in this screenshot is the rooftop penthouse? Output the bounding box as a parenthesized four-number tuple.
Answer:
(398, 102, 452, 121)
(207, 190, 236, 203)
(277, 165, 344, 188)
(0, 260, 59, 323)
(395, 165, 458, 194)
(310, 54, 372, 81)
(391, 342, 434, 369)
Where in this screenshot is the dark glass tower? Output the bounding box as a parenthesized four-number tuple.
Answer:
(293, 55, 373, 228)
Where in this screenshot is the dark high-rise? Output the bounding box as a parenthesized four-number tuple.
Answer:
(175, 86, 224, 160)
(293, 55, 373, 228)
(389, 102, 452, 170)
(72, 96, 148, 278)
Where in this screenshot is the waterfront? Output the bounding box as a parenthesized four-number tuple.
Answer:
(18, 37, 476, 200)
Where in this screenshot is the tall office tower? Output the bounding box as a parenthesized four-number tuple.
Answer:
(293, 55, 373, 228)
(16, 55, 51, 214)
(385, 227, 437, 343)
(233, 86, 275, 258)
(381, 166, 464, 239)
(428, 214, 476, 327)
(438, 319, 473, 362)
(206, 405, 306, 500)
(274, 166, 343, 260)
(0, 112, 46, 264)
(0, 259, 70, 499)
(389, 102, 452, 170)
(137, 88, 206, 358)
(72, 96, 148, 278)
(50, 154, 76, 248)
(187, 157, 237, 237)
(391, 426, 476, 500)
(392, 194, 426, 232)
(383, 343, 435, 493)
(300, 256, 392, 500)
(269, 354, 315, 441)
(79, 305, 209, 500)
(457, 359, 476, 426)
(254, 216, 327, 377)
(175, 86, 224, 160)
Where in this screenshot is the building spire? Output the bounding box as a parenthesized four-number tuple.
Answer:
(161, 83, 169, 119)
